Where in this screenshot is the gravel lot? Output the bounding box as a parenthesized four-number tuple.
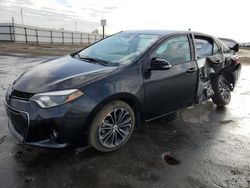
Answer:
(0, 45, 249, 188)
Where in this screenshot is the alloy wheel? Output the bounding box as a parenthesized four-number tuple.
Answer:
(219, 77, 231, 102)
(98, 108, 132, 148)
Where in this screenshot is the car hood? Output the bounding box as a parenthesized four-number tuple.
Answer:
(13, 55, 116, 93)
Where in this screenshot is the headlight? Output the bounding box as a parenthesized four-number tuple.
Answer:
(30, 89, 84, 108)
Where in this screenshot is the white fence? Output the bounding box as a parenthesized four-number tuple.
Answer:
(0, 23, 103, 44)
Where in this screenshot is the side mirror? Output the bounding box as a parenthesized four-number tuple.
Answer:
(231, 43, 239, 52)
(150, 57, 172, 70)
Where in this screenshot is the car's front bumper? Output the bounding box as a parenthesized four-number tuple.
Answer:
(5, 93, 97, 148)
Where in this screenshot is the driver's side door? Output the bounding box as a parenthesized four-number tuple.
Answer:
(143, 35, 198, 120)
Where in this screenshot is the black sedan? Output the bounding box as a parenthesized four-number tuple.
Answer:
(5, 30, 241, 152)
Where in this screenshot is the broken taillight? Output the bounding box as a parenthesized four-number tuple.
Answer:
(233, 56, 240, 64)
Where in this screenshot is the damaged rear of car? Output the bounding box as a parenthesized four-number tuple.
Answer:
(194, 34, 241, 106)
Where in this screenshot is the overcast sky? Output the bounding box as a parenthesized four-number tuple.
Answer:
(0, 0, 249, 42)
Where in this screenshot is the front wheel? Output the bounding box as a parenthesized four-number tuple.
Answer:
(89, 100, 135, 152)
(211, 75, 231, 107)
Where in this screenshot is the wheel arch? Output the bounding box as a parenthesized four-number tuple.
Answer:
(84, 92, 143, 133)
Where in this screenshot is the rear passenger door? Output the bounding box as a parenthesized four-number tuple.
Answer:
(143, 34, 198, 119)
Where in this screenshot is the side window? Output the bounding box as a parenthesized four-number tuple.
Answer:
(213, 42, 220, 54)
(152, 35, 191, 64)
(194, 38, 213, 58)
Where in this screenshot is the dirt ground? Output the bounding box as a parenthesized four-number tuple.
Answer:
(0, 42, 86, 56)
(0, 43, 249, 188)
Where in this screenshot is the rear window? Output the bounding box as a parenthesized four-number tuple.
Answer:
(217, 39, 231, 53)
(219, 38, 237, 48)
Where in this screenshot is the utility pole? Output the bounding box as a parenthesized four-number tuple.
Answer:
(100, 19, 106, 39)
(12, 17, 15, 25)
(75, 21, 77, 31)
(11, 17, 15, 42)
(20, 8, 24, 26)
(102, 25, 104, 39)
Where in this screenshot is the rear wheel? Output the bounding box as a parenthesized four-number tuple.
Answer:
(211, 75, 231, 106)
(89, 100, 135, 152)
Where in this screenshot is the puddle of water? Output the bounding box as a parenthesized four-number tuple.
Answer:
(230, 118, 250, 136)
(162, 152, 181, 165)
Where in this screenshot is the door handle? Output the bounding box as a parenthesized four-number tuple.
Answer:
(186, 67, 196, 74)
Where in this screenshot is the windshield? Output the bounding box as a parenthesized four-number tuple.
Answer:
(78, 32, 160, 65)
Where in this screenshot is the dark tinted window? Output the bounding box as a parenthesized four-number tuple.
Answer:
(153, 35, 191, 64)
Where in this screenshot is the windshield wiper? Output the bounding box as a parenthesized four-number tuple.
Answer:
(77, 54, 110, 66)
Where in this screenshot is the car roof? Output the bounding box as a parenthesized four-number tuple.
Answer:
(122, 30, 214, 38)
(122, 30, 188, 36)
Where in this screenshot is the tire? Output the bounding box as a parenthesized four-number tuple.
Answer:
(211, 74, 231, 107)
(89, 100, 135, 152)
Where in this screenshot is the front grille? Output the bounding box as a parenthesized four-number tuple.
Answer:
(10, 90, 34, 100)
(6, 106, 29, 140)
